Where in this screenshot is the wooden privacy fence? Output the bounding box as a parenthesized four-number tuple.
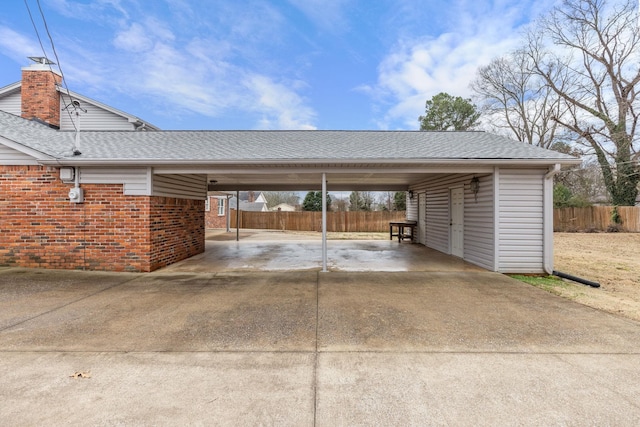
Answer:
(230, 210, 406, 232)
(554, 206, 640, 232)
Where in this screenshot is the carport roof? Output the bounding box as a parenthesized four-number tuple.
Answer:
(0, 111, 579, 166)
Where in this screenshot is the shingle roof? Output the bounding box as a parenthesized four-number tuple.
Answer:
(0, 110, 579, 164)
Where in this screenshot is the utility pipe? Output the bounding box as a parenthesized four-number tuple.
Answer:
(543, 163, 561, 274)
(553, 270, 600, 288)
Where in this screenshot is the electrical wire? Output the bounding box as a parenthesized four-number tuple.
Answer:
(22, 0, 78, 131)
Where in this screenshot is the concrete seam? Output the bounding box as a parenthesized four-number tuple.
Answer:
(0, 276, 141, 333)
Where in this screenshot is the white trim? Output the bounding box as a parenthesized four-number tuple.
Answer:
(42, 158, 582, 168)
(0, 137, 56, 161)
(449, 185, 465, 257)
(543, 164, 560, 274)
(322, 172, 327, 273)
(493, 167, 500, 272)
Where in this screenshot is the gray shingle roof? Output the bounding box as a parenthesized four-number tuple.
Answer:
(0, 110, 579, 164)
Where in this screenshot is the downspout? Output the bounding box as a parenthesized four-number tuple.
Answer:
(543, 164, 561, 274)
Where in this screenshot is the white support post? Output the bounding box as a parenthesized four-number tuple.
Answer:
(236, 190, 240, 242)
(322, 173, 327, 273)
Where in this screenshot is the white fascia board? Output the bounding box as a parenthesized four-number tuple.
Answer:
(0, 82, 21, 96)
(39, 157, 582, 168)
(0, 136, 56, 161)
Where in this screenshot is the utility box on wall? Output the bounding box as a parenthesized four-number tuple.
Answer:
(68, 187, 84, 203)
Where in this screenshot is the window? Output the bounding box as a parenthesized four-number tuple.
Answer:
(204, 197, 210, 212)
(218, 198, 226, 216)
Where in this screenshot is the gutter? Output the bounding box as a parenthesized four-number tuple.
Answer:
(37, 158, 583, 167)
(543, 163, 561, 274)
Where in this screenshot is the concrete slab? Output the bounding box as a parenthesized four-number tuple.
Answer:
(164, 239, 485, 273)
(318, 272, 640, 353)
(0, 268, 138, 330)
(0, 352, 315, 426)
(316, 353, 640, 426)
(1, 268, 640, 425)
(0, 271, 317, 352)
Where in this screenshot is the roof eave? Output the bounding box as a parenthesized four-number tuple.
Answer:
(0, 136, 57, 161)
(38, 157, 582, 167)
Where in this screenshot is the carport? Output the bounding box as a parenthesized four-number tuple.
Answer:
(0, 116, 581, 273)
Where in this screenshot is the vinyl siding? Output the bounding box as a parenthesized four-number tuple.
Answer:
(153, 174, 207, 200)
(410, 174, 494, 271)
(0, 144, 39, 165)
(406, 193, 418, 221)
(79, 167, 151, 195)
(498, 169, 545, 273)
(60, 105, 136, 131)
(0, 91, 21, 116)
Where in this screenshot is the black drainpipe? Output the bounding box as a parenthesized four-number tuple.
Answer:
(552, 270, 600, 288)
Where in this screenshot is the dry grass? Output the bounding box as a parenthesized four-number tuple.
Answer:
(553, 233, 640, 322)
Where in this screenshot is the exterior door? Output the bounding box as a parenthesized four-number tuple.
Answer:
(417, 192, 426, 245)
(450, 187, 464, 257)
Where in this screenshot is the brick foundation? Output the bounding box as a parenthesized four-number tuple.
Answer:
(0, 166, 204, 272)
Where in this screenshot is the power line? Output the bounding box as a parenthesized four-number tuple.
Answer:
(22, 0, 79, 131)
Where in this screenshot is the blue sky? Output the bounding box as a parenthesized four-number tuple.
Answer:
(1, 0, 556, 131)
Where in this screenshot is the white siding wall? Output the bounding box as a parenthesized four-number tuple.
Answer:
(406, 192, 418, 221)
(410, 174, 494, 271)
(60, 105, 136, 131)
(79, 167, 151, 195)
(0, 91, 21, 116)
(153, 174, 207, 200)
(0, 144, 38, 165)
(498, 169, 545, 273)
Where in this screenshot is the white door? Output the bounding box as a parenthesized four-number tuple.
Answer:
(450, 187, 464, 257)
(417, 192, 426, 245)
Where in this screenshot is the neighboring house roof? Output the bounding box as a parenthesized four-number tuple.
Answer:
(0, 82, 159, 131)
(235, 191, 266, 202)
(229, 199, 269, 212)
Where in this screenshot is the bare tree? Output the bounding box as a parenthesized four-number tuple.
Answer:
(262, 191, 300, 207)
(525, 0, 640, 205)
(471, 50, 566, 149)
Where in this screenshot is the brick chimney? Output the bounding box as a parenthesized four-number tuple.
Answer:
(21, 57, 62, 128)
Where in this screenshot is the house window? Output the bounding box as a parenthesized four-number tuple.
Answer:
(205, 197, 210, 212)
(218, 198, 226, 216)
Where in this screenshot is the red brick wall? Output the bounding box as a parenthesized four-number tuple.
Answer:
(21, 69, 62, 128)
(0, 166, 205, 272)
(205, 196, 228, 229)
(150, 197, 205, 271)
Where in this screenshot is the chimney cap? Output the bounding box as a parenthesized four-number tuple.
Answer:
(27, 56, 56, 65)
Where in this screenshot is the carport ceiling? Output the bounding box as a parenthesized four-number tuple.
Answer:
(154, 163, 496, 191)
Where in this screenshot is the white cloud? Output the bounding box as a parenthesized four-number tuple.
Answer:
(39, 1, 318, 129)
(47, 0, 131, 22)
(364, 0, 554, 129)
(113, 23, 153, 52)
(0, 27, 42, 61)
(245, 75, 317, 130)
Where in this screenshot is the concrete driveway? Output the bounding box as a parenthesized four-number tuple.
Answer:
(1, 267, 640, 425)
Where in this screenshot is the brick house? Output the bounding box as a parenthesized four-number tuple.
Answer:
(1, 59, 581, 274)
